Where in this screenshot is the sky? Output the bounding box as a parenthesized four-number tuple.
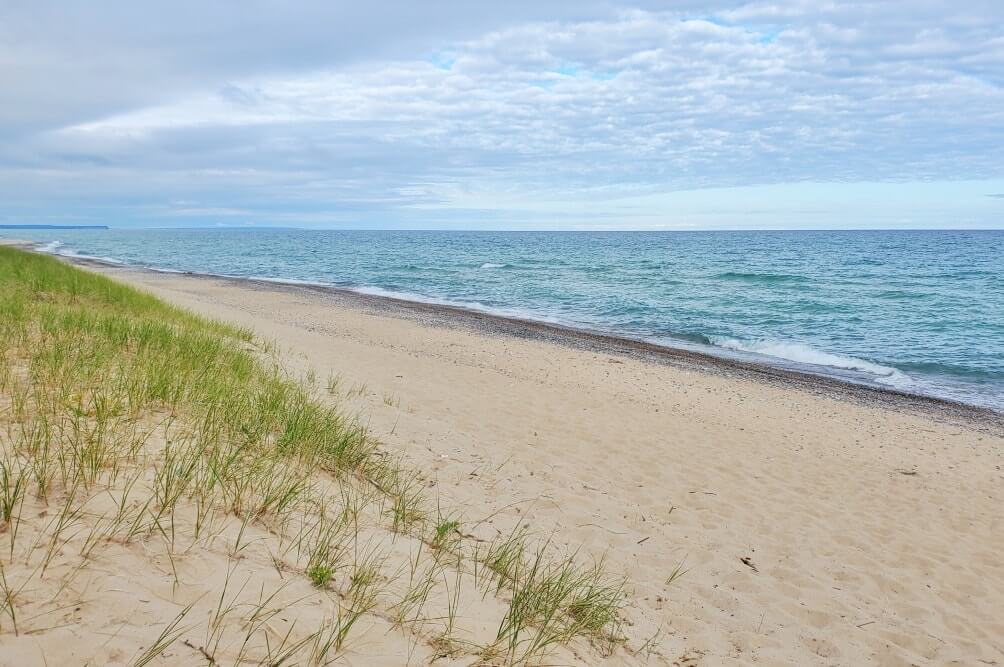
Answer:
(2, 1, 1003, 230)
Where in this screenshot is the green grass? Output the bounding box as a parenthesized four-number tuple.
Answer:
(0, 246, 632, 664)
(0, 246, 375, 480)
(432, 517, 461, 551)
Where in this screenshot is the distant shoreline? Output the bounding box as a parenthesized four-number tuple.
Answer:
(0, 225, 108, 230)
(3, 226, 1003, 232)
(39, 245, 1002, 432)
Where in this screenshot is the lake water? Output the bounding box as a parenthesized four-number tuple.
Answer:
(5, 228, 1002, 411)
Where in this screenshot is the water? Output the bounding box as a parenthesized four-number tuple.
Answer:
(4, 228, 1003, 411)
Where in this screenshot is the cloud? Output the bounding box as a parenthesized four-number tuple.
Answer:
(1, 1, 1003, 228)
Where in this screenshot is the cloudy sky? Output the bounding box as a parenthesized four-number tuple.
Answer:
(2, 1, 1003, 229)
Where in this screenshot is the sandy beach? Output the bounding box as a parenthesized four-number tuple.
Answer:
(4, 2, 1002, 662)
(50, 259, 1000, 666)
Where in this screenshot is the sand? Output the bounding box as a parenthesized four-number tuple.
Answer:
(17, 256, 1004, 665)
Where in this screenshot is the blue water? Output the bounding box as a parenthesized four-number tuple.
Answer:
(4, 228, 1003, 411)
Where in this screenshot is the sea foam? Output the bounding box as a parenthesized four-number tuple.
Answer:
(709, 336, 912, 386)
(36, 241, 63, 253)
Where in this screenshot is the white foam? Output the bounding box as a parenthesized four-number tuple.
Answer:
(36, 241, 63, 253)
(709, 336, 915, 388)
(32, 240, 137, 267)
(480, 262, 507, 269)
(53, 247, 126, 265)
(244, 275, 334, 288)
(349, 285, 569, 325)
(352, 285, 478, 308)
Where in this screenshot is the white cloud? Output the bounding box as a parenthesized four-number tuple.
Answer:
(1, 1, 1003, 228)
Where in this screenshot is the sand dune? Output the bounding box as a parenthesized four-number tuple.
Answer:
(61, 263, 1004, 664)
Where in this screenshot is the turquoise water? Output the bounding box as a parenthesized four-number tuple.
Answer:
(4, 228, 1002, 411)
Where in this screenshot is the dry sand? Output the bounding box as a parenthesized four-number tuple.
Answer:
(26, 259, 1004, 665)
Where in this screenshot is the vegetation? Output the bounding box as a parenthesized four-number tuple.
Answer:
(0, 246, 628, 664)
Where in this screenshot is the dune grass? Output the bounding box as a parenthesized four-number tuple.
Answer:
(0, 246, 629, 664)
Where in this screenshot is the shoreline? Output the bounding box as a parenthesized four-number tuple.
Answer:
(52, 249, 1002, 432)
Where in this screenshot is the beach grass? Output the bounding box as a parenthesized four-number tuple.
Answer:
(0, 246, 629, 664)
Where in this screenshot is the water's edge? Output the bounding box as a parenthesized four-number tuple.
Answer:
(42, 246, 1003, 431)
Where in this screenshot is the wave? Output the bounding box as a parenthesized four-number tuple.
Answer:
(350, 284, 496, 311)
(708, 336, 912, 387)
(716, 271, 808, 283)
(348, 284, 571, 326)
(36, 241, 63, 253)
(480, 262, 508, 269)
(243, 275, 335, 288)
(43, 243, 126, 266)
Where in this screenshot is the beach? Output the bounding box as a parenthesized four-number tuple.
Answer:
(64, 258, 1004, 665)
(4, 2, 1002, 662)
(5, 1, 1004, 662)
